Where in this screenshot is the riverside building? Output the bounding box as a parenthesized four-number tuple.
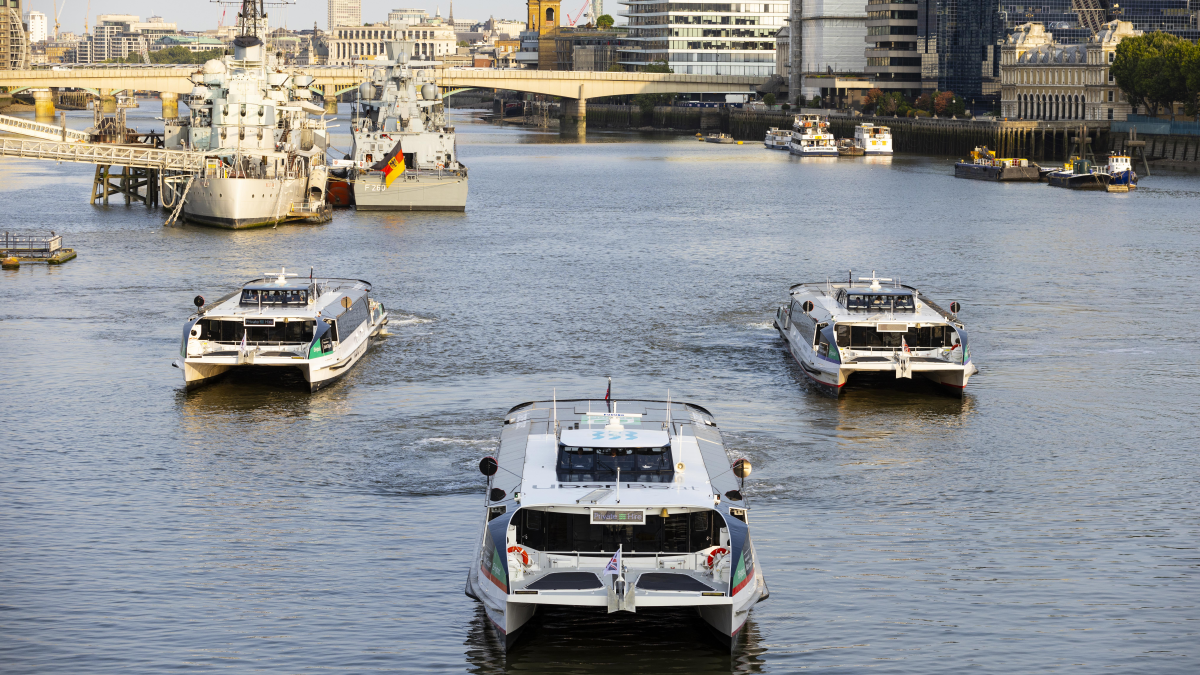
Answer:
(999, 21, 1141, 121)
(618, 1, 787, 75)
(865, 0, 919, 98)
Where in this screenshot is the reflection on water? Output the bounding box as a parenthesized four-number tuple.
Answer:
(2, 108, 1199, 674)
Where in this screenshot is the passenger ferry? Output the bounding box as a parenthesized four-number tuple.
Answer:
(173, 268, 388, 391)
(788, 114, 837, 156)
(466, 396, 768, 651)
(954, 146, 1039, 181)
(763, 127, 791, 149)
(774, 272, 977, 396)
(854, 123, 893, 154)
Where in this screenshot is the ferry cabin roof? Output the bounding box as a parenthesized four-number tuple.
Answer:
(197, 277, 372, 321)
(489, 399, 743, 512)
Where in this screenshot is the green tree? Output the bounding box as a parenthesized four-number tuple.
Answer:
(607, 63, 624, 72)
(780, 102, 790, 111)
(914, 92, 932, 112)
(596, 14, 615, 29)
(643, 58, 673, 73)
(1185, 44, 1200, 118)
(763, 92, 776, 107)
(1112, 32, 1193, 117)
(810, 95, 822, 107)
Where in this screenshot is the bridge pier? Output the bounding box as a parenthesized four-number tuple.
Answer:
(160, 92, 178, 119)
(324, 96, 339, 115)
(99, 92, 117, 114)
(560, 93, 586, 137)
(32, 89, 54, 119)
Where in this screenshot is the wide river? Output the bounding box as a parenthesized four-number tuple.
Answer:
(2, 103, 1197, 674)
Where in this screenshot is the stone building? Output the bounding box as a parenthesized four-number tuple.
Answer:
(327, 20, 454, 65)
(999, 21, 1141, 122)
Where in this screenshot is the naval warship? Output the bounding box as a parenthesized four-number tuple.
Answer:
(331, 41, 467, 211)
(162, 0, 332, 228)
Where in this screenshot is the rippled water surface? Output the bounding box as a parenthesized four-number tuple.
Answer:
(2, 104, 1198, 674)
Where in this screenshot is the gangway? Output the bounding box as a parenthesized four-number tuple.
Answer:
(0, 113, 90, 142)
(0, 137, 207, 172)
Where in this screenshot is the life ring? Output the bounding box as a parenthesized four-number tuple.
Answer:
(507, 545, 530, 566)
(706, 547, 729, 568)
(436, 162, 445, 170)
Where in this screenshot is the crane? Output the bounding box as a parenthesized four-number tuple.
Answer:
(52, 0, 67, 41)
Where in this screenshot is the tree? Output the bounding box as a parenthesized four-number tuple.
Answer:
(1185, 45, 1200, 119)
(763, 93, 776, 107)
(596, 14, 615, 29)
(643, 58, 672, 73)
(810, 95, 822, 108)
(863, 88, 884, 110)
(934, 90, 955, 115)
(914, 92, 932, 112)
(607, 63, 624, 72)
(1112, 32, 1194, 117)
(107, 45, 226, 65)
(780, 102, 790, 111)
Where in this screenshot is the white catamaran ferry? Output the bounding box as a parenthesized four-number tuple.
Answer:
(774, 272, 977, 396)
(466, 396, 768, 651)
(763, 127, 791, 149)
(788, 114, 837, 156)
(173, 268, 388, 391)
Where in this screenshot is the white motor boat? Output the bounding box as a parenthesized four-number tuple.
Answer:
(763, 127, 791, 149)
(466, 396, 768, 651)
(173, 268, 388, 391)
(774, 272, 977, 396)
(788, 114, 837, 157)
(854, 123, 893, 155)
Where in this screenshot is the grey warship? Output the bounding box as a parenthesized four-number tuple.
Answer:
(162, 0, 331, 228)
(337, 41, 467, 211)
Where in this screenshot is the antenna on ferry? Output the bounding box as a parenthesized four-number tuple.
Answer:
(666, 388, 672, 436)
(552, 387, 557, 431)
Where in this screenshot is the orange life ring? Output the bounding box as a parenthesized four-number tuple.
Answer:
(706, 547, 729, 568)
(507, 545, 530, 566)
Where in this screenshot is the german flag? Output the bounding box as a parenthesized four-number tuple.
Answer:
(370, 141, 405, 188)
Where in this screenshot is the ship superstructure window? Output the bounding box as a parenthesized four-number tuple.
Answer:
(557, 445, 674, 482)
(843, 293, 915, 311)
(240, 289, 309, 306)
(515, 509, 718, 553)
(837, 324, 950, 349)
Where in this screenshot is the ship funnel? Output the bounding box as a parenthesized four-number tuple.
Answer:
(233, 35, 264, 62)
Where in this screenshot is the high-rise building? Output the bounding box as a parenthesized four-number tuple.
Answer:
(1, 0, 30, 70)
(329, 0, 362, 31)
(935, 0, 1002, 105)
(865, 0, 920, 97)
(24, 9, 45, 43)
(619, 1, 787, 75)
(74, 14, 179, 63)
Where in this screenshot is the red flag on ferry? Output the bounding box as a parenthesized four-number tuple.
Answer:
(605, 377, 611, 412)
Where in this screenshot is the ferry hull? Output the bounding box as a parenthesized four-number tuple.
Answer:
(352, 172, 468, 211)
(774, 313, 973, 397)
(789, 143, 838, 157)
(182, 177, 320, 229)
(954, 163, 1040, 181)
(180, 310, 385, 392)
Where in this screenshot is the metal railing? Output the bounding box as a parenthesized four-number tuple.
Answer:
(2, 233, 62, 255)
(0, 138, 208, 172)
(0, 113, 90, 142)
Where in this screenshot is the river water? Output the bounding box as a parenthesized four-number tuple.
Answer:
(1, 103, 1198, 674)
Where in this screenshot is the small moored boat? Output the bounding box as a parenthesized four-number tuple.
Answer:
(466, 394, 768, 651)
(704, 133, 735, 144)
(774, 272, 977, 396)
(174, 268, 387, 391)
(763, 127, 791, 149)
(836, 139, 864, 156)
(854, 123, 893, 154)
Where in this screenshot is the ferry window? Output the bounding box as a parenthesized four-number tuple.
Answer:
(556, 445, 674, 482)
(523, 511, 718, 553)
(893, 295, 914, 311)
(814, 323, 827, 347)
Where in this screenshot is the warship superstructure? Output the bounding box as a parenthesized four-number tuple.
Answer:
(335, 41, 467, 211)
(162, 0, 331, 228)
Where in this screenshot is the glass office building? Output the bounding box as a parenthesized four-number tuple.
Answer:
(618, 1, 788, 75)
(999, 0, 1197, 43)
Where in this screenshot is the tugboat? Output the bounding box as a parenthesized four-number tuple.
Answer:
(836, 138, 864, 156)
(1047, 154, 1138, 191)
(788, 114, 837, 156)
(162, 0, 332, 228)
(334, 41, 468, 211)
(763, 127, 791, 149)
(854, 123, 892, 155)
(704, 132, 735, 144)
(466, 394, 768, 651)
(173, 268, 388, 391)
(954, 146, 1039, 181)
(774, 271, 977, 396)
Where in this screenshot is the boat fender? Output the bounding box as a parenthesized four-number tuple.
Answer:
(507, 545, 530, 567)
(706, 547, 729, 569)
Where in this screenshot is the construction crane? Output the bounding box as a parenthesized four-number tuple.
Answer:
(52, 0, 67, 41)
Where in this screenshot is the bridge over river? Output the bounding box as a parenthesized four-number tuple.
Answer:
(0, 66, 766, 131)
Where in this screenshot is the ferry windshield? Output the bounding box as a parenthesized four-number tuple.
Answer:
(557, 445, 674, 482)
(240, 289, 308, 306)
(845, 293, 915, 311)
